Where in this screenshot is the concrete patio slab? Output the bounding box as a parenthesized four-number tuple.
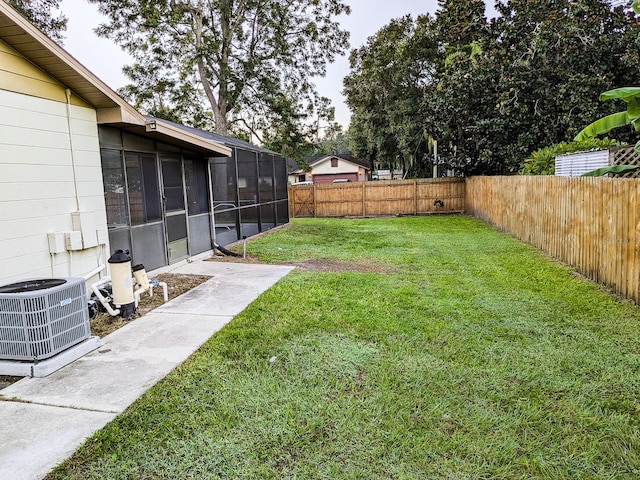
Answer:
(1, 312, 235, 413)
(0, 402, 116, 480)
(154, 262, 293, 316)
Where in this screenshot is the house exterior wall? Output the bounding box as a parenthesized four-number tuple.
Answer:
(313, 173, 359, 184)
(0, 68, 108, 286)
(311, 158, 368, 182)
(312, 158, 359, 175)
(0, 39, 90, 108)
(288, 172, 312, 184)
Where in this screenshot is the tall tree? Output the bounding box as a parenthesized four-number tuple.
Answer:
(422, 0, 493, 174)
(422, 0, 640, 174)
(306, 123, 350, 156)
(435, 0, 487, 49)
(343, 14, 438, 175)
(90, 0, 350, 137)
(7, 0, 67, 42)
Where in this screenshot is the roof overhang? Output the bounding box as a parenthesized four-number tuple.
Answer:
(310, 155, 371, 171)
(0, 1, 144, 125)
(144, 119, 231, 157)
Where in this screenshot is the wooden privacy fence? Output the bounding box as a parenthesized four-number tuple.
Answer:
(466, 176, 640, 303)
(289, 178, 465, 218)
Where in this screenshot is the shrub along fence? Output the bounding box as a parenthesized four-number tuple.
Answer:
(288, 178, 465, 218)
(466, 176, 640, 303)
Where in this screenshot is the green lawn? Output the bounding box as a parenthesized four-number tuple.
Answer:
(48, 216, 640, 479)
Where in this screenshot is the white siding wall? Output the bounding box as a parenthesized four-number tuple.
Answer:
(0, 90, 108, 286)
(312, 157, 360, 175)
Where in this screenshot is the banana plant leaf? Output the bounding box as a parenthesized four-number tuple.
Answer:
(574, 112, 629, 141)
(581, 165, 639, 177)
(599, 87, 640, 103)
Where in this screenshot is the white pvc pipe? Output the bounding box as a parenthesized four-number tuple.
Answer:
(91, 276, 120, 317)
(83, 264, 105, 281)
(134, 288, 146, 308)
(135, 280, 168, 307)
(158, 282, 168, 302)
(134, 284, 151, 307)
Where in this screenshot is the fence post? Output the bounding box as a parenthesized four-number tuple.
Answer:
(313, 184, 317, 218)
(289, 186, 294, 218)
(362, 181, 366, 217)
(414, 179, 418, 215)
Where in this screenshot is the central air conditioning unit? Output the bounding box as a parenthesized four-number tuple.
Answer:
(0, 278, 91, 361)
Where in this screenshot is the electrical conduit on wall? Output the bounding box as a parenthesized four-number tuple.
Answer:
(64, 89, 80, 278)
(65, 88, 81, 213)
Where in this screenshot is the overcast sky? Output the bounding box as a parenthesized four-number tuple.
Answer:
(62, 0, 498, 129)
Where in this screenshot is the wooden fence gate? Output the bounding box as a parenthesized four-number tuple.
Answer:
(289, 185, 315, 217)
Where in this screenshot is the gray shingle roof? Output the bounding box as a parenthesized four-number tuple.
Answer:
(148, 117, 279, 155)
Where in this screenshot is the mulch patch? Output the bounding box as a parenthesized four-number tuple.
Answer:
(207, 253, 395, 273)
(90, 273, 210, 338)
(0, 376, 21, 390)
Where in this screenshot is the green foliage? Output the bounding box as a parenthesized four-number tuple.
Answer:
(346, 0, 640, 176)
(343, 14, 438, 175)
(574, 112, 633, 141)
(255, 91, 315, 160)
(90, 0, 350, 142)
(435, 0, 487, 48)
(520, 137, 622, 175)
(305, 123, 351, 156)
(600, 86, 640, 102)
(7, 0, 66, 42)
(423, 0, 640, 175)
(48, 217, 640, 479)
(575, 87, 640, 151)
(417, 0, 493, 175)
(582, 164, 639, 176)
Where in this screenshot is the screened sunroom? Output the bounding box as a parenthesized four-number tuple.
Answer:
(99, 120, 289, 271)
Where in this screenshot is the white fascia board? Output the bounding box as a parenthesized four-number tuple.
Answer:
(147, 120, 232, 157)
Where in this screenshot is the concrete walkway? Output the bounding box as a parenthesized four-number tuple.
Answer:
(0, 260, 293, 480)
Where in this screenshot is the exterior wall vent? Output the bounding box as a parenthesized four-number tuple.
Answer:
(0, 278, 90, 361)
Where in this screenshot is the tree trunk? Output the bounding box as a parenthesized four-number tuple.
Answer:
(192, 2, 229, 136)
(213, 109, 228, 136)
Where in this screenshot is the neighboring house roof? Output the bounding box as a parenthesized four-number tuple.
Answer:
(0, 1, 230, 157)
(289, 154, 371, 173)
(307, 154, 371, 169)
(286, 157, 301, 172)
